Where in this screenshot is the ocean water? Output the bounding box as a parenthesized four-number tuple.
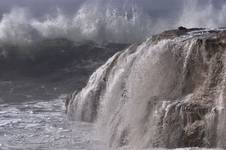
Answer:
(0, 37, 126, 150)
(0, 0, 226, 149)
(0, 98, 223, 150)
(0, 95, 107, 150)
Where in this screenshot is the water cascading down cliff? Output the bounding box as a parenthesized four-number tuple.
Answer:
(66, 28, 226, 149)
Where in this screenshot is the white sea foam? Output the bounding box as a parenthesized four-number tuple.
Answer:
(0, 0, 225, 45)
(67, 28, 226, 148)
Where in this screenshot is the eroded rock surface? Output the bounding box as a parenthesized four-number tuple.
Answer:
(66, 28, 226, 149)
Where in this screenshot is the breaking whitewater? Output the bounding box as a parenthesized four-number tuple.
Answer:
(66, 28, 226, 149)
(1, 0, 226, 150)
(2, 27, 226, 150)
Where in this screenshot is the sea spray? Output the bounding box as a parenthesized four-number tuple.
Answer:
(67, 28, 226, 148)
(1, 0, 226, 45)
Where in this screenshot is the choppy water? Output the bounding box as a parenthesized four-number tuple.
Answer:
(0, 95, 107, 150)
(0, 97, 222, 150)
(0, 29, 225, 149)
(0, 89, 223, 150)
(0, 40, 126, 150)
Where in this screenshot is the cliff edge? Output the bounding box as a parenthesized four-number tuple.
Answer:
(66, 27, 226, 149)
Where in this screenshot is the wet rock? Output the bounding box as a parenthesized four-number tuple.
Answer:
(67, 27, 226, 149)
(178, 26, 187, 30)
(183, 120, 206, 147)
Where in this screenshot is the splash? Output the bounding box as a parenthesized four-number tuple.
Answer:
(0, 0, 226, 45)
(178, 0, 226, 28)
(0, 1, 153, 45)
(67, 28, 226, 149)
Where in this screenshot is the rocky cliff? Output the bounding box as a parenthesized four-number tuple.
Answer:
(66, 27, 226, 149)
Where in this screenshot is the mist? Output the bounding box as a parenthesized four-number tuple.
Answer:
(0, 0, 226, 44)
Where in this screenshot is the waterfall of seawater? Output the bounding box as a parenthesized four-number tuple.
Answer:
(216, 54, 226, 148)
(67, 28, 226, 149)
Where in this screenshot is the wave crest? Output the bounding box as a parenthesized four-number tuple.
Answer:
(0, 0, 226, 45)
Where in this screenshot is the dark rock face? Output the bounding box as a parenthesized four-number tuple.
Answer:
(178, 26, 187, 30)
(151, 28, 205, 43)
(67, 28, 226, 149)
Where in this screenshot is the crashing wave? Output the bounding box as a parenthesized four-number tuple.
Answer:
(0, 0, 226, 45)
(66, 27, 226, 149)
(0, 1, 152, 45)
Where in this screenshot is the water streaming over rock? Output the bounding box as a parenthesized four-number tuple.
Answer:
(67, 28, 226, 149)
